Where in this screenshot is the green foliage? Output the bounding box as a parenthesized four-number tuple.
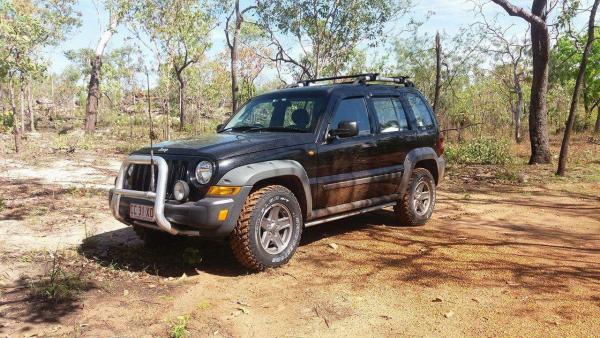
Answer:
(256, 0, 410, 79)
(0, 0, 80, 78)
(446, 138, 515, 165)
(551, 27, 600, 123)
(169, 315, 190, 338)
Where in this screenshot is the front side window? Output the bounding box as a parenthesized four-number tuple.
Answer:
(405, 93, 434, 130)
(330, 98, 371, 136)
(223, 96, 326, 132)
(372, 97, 410, 133)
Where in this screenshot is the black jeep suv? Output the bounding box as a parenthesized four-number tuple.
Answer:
(109, 73, 445, 270)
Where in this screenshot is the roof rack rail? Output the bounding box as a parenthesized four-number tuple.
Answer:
(291, 73, 414, 88)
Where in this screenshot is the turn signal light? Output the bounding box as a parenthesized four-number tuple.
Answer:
(207, 186, 241, 196)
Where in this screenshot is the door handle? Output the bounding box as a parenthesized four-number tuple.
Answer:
(361, 142, 376, 149)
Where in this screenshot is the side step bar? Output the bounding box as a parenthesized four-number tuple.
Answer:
(304, 202, 396, 227)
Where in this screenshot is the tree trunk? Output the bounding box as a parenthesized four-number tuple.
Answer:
(513, 65, 523, 143)
(583, 82, 591, 127)
(84, 16, 117, 134)
(491, 0, 553, 164)
(19, 78, 25, 133)
(557, 0, 599, 176)
(433, 32, 442, 115)
(527, 2, 552, 164)
(228, 0, 242, 113)
(9, 78, 21, 153)
(175, 67, 187, 131)
(85, 56, 102, 133)
(28, 74, 35, 132)
(50, 73, 55, 118)
(595, 105, 600, 133)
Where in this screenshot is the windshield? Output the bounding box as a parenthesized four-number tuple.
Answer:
(222, 95, 327, 133)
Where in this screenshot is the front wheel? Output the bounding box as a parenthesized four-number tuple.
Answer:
(395, 168, 436, 226)
(230, 185, 303, 271)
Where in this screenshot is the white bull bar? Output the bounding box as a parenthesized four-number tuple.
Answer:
(109, 155, 179, 235)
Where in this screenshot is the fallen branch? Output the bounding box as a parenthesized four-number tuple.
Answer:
(441, 123, 484, 133)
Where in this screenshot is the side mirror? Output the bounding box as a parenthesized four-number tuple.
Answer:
(329, 120, 358, 140)
(216, 123, 224, 132)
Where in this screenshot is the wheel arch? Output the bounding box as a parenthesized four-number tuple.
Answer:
(400, 147, 444, 195)
(217, 160, 312, 220)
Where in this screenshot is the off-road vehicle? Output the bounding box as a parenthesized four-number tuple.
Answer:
(109, 73, 445, 270)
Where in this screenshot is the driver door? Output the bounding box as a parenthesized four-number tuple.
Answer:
(315, 97, 378, 208)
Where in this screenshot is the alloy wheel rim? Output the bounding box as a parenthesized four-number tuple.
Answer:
(257, 203, 293, 255)
(413, 180, 432, 216)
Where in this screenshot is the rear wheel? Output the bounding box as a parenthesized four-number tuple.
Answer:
(230, 185, 303, 271)
(395, 167, 436, 226)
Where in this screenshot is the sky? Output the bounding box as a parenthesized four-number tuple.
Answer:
(43, 0, 590, 82)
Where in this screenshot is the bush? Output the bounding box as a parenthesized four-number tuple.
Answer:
(0, 110, 14, 133)
(446, 137, 514, 165)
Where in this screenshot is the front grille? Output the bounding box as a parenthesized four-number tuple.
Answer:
(126, 159, 190, 200)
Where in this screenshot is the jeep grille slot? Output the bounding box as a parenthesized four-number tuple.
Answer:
(126, 160, 189, 200)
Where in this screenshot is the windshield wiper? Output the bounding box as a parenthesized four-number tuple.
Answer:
(218, 125, 261, 133)
(246, 126, 309, 133)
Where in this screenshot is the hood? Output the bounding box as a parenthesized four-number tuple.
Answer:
(135, 132, 314, 158)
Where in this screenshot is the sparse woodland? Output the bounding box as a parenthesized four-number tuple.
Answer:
(0, 0, 598, 174)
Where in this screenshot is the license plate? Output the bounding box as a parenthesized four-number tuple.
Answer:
(129, 204, 155, 222)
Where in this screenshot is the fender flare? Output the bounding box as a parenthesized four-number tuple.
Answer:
(217, 160, 313, 218)
(399, 147, 441, 195)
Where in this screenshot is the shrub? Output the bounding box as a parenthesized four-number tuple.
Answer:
(170, 315, 190, 338)
(0, 110, 14, 132)
(446, 137, 514, 165)
(29, 253, 89, 301)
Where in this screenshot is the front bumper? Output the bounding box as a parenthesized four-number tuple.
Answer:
(109, 155, 249, 238)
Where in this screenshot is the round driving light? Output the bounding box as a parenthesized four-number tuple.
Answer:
(195, 160, 214, 184)
(173, 180, 190, 201)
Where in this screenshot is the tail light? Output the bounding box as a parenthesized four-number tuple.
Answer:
(436, 133, 445, 156)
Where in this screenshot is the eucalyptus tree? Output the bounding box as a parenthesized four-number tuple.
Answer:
(255, 0, 412, 81)
(224, 0, 256, 112)
(557, 0, 599, 176)
(552, 27, 600, 132)
(490, 0, 554, 164)
(131, 0, 215, 129)
(0, 0, 79, 151)
(474, 7, 531, 143)
(84, 0, 131, 134)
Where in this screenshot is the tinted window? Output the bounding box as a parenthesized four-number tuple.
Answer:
(331, 98, 371, 136)
(372, 97, 410, 133)
(405, 93, 434, 129)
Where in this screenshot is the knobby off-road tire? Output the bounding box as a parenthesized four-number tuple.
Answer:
(230, 185, 303, 271)
(395, 167, 436, 226)
(133, 225, 174, 249)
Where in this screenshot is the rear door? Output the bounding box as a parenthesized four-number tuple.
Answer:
(367, 94, 418, 196)
(402, 92, 438, 147)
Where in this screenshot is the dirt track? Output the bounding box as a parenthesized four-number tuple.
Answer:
(1, 152, 599, 337)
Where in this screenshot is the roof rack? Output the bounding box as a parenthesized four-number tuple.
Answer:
(289, 73, 414, 88)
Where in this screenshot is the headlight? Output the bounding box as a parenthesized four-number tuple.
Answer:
(173, 180, 190, 201)
(195, 160, 214, 184)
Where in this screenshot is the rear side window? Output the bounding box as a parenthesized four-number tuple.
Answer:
(372, 97, 409, 133)
(405, 93, 434, 130)
(331, 98, 371, 136)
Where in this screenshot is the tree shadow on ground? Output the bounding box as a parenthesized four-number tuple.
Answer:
(76, 183, 600, 300)
(0, 275, 95, 330)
